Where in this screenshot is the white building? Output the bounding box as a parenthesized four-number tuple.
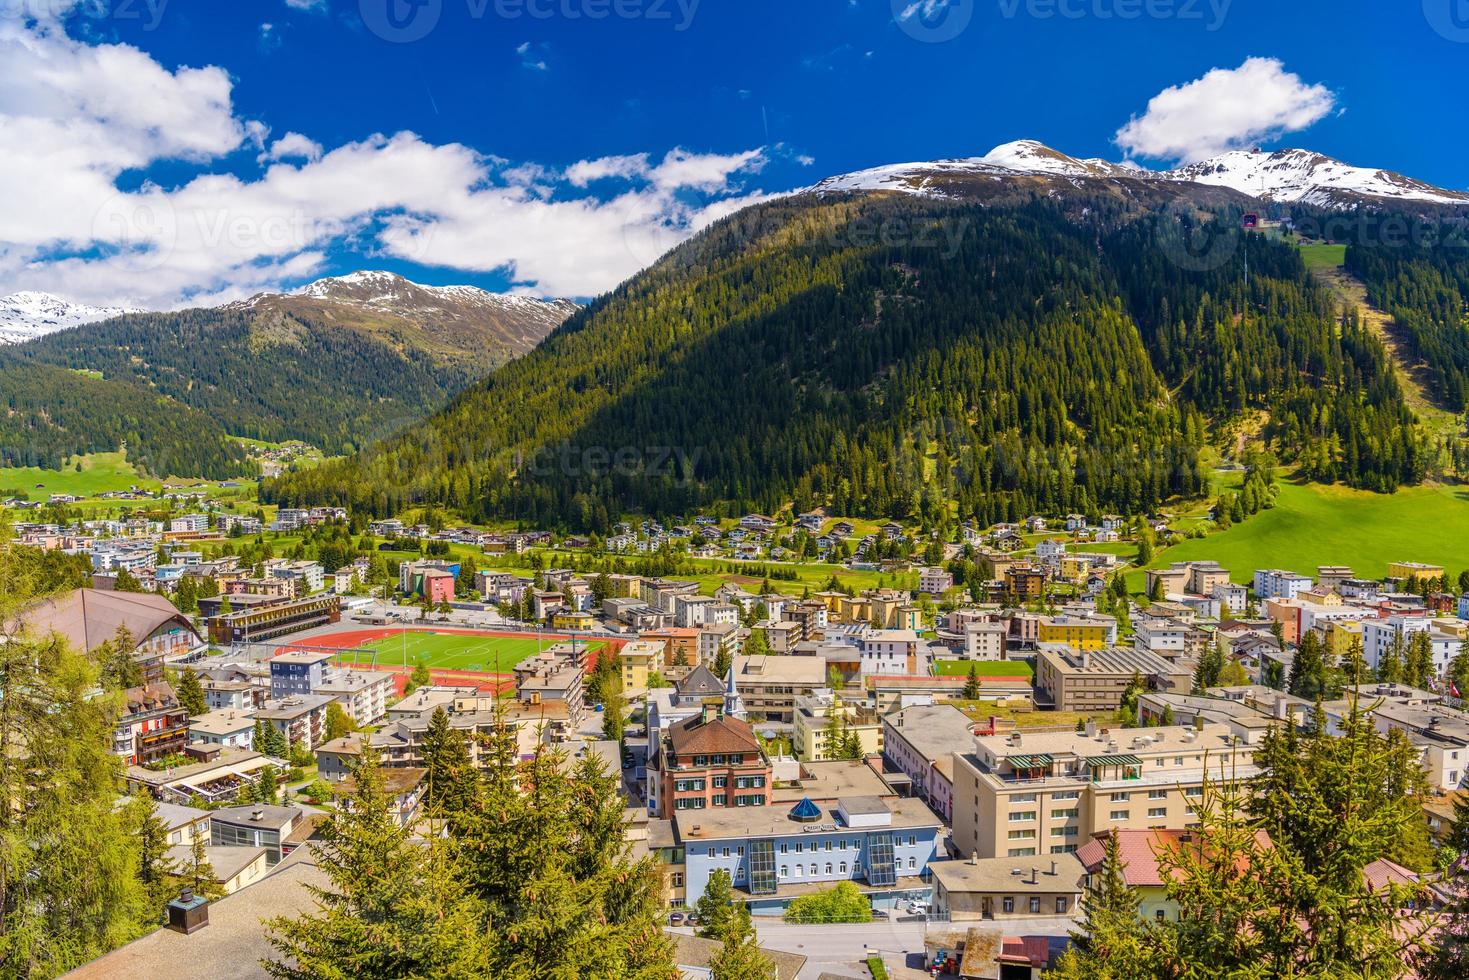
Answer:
(964, 622, 1008, 661)
(1253, 569, 1314, 601)
(918, 567, 954, 595)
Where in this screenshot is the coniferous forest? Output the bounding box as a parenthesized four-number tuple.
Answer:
(266, 192, 1430, 530)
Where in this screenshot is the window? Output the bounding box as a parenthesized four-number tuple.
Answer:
(1185, 786, 1203, 798)
(1007, 830, 1036, 840)
(713, 776, 728, 788)
(721, 847, 731, 858)
(825, 863, 833, 874)
(1109, 810, 1129, 821)
(1053, 791, 1079, 800)
(840, 862, 848, 874)
(1029, 898, 1041, 914)
(1002, 897, 1015, 913)
(671, 873, 684, 887)
(1051, 826, 1078, 838)
(795, 843, 804, 854)
(1110, 792, 1131, 802)
(796, 864, 804, 877)
(867, 833, 897, 886)
(736, 846, 744, 856)
(908, 857, 916, 869)
(1009, 811, 1037, 822)
(748, 840, 776, 895)
(780, 865, 789, 878)
(1051, 808, 1078, 820)
(1056, 897, 1069, 914)
(1008, 848, 1036, 857)
(693, 755, 708, 766)
(1148, 807, 1167, 819)
(707, 847, 715, 858)
(1156, 909, 1167, 922)
(1148, 789, 1167, 800)
(1012, 793, 1037, 803)
(711, 754, 725, 765)
(779, 843, 788, 854)
(907, 835, 917, 847)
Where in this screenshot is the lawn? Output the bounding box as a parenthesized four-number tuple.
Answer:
(1298, 242, 1347, 270)
(0, 451, 157, 498)
(934, 659, 1034, 679)
(1144, 479, 1469, 584)
(332, 630, 601, 673)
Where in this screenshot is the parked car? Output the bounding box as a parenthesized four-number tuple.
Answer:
(906, 901, 929, 915)
(668, 912, 686, 926)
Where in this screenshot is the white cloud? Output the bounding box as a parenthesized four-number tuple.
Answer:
(564, 154, 652, 187)
(0, 17, 776, 309)
(897, 0, 955, 21)
(259, 131, 323, 164)
(284, 0, 327, 11)
(1115, 57, 1338, 164)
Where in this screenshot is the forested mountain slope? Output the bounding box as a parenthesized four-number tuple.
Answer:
(0, 356, 249, 479)
(265, 190, 1425, 530)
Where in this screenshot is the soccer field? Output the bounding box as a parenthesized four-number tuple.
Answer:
(331, 631, 601, 674)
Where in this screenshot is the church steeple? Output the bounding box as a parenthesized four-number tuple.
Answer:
(723, 665, 746, 720)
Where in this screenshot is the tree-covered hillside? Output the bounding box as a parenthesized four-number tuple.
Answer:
(1345, 219, 1469, 412)
(0, 357, 250, 479)
(11, 307, 470, 455)
(265, 193, 1426, 529)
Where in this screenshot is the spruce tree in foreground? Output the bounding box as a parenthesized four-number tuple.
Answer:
(266, 744, 488, 980)
(708, 901, 775, 980)
(694, 869, 739, 940)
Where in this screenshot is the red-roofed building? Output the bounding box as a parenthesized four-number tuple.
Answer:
(1077, 828, 1272, 923)
(648, 707, 770, 818)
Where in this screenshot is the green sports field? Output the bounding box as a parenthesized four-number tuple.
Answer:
(331, 630, 603, 674)
(934, 660, 1034, 679)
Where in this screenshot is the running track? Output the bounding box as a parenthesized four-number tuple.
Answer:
(278, 626, 627, 698)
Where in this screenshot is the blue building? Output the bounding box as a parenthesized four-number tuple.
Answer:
(668, 794, 941, 915)
(268, 650, 333, 699)
(1459, 594, 1469, 621)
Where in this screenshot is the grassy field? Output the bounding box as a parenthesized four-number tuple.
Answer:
(1144, 478, 1469, 584)
(1298, 242, 1347, 270)
(934, 660, 1034, 678)
(332, 630, 601, 673)
(0, 451, 157, 498)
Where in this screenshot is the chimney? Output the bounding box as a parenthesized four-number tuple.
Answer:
(1029, 867, 1039, 885)
(1085, 720, 1099, 739)
(166, 887, 209, 934)
(250, 808, 265, 822)
(970, 851, 979, 866)
(1048, 860, 1058, 876)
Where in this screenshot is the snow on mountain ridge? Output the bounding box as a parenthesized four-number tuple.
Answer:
(812, 140, 1467, 207)
(0, 291, 141, 345)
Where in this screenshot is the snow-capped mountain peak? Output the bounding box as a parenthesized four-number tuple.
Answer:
(811, 139, 1467, 209)
(0, 291, 141, 345)
(1164, 148, 1469, 207)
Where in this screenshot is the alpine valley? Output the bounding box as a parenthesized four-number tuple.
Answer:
(263, 141, 1469, 530)
(0, 273, 577, 477)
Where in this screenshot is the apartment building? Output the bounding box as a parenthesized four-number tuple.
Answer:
(1253, 569, 1314, 601)
(880, 703, 977, 823)
(730, 655, 827, 722)
(1034, 645, 1190, 712)
(648, 709, 772, 819)
(620, 638, 667, 690)
(1036, 615, 1116, 652)
(950, 723, 1258, 859)
(964, 622, 1008, 661)
(792, 693, 884, 761)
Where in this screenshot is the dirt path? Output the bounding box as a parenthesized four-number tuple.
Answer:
(1313, 265, 1457, 432)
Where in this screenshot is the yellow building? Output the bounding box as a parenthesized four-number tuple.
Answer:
(1322, 620, 1364, 658)
(1058, 556, 1090, 585)
(618, 639, 665, 691)
(1037, 615, 1114, 652)
(1388, 561, 1445, 582)
(552, 610, 594, 631)
(792, 693, 884, 761)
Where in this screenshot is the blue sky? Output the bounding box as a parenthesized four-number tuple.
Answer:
(1, 0, 1464, 308)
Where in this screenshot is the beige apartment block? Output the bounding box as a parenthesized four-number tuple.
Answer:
(950, 723, 1257, 860)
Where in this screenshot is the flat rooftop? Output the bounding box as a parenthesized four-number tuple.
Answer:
(672, 795, 940, 843)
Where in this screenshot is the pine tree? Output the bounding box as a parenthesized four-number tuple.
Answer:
(1377, 632, 1405, 684)
(129, 795, 179, 923)
(708, 901, 775, 980)
(962, 663, 982, 700)
(0, 545, 154, 976)
(694, 868, 739, 940)
(266, 744, 489, 979)
(254, 764, 280, 805)
(419, 707, 476, 823)
(176, 667, 208, 717)
(1050, 832, 1152, 978)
